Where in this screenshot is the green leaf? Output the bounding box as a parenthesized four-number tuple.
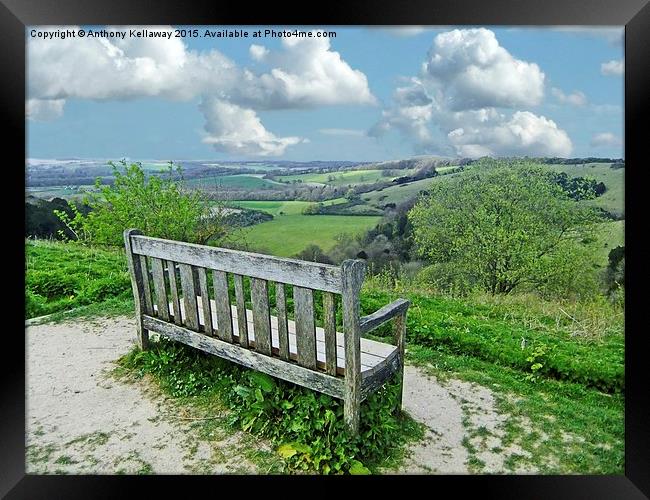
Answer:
(349, 460, 370, 475)
(249, 371, 276, 393)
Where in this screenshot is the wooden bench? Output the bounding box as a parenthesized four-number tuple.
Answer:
(124, 229, 410, 434)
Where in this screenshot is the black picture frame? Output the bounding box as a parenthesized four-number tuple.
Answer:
(3, 0, 648, 497)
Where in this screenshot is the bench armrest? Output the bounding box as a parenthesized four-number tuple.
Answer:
(358, 298, 410, 335)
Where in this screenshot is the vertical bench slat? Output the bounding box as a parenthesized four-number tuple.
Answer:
(124, 229, 149, 350)
(139, 255, 154, 315)
(294, 286, 317, 370)
(323, 292, 338, 376)
(342, 260, 366, 435)
(179, 263, 199, 331)
(233, 274, 249, 347)
(150, 258, 170, 321)
(213, 270, 233, 343)
(275, 283, 290, 361)
(250, 278, 272, 355)
(197, 268, 213, 335)
(166, 260, 182, 325)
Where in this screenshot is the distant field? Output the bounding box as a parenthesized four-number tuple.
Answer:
(592, 220, 625, 266)
(27, 185, 96, 200)
(229, 198, 346, 216)
(539, 163, 624, 216)
(236, 214, 381, 256)
(186, 174, 281, 190)
(362, 175, 460, 207)
(277, 169, 394, 186)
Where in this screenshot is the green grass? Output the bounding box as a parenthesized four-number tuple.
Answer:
(406, 345, 623, 473)
(361, 287, 624, 393)
(591, 220, 624, 266)
(278, 169, 393, 186)
(229, 198, 348, 216)
(186, 174, 281, 190)
(540, 163, 624, 216)
(237, 214, 381, 256)
(25, 239, 131, 319)
(362, 175, 460, 207)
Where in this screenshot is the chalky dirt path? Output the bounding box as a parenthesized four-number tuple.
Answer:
(26, 316, 535, 474)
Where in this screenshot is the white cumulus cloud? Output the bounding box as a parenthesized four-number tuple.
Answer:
(551, 87, 588, 106)
(370, 29, 572, 158)
(423, 28, 545, 110)
(447, 111, 572, 158)
(601, 59, 624, 76)
(199, 98, 303, 156)
(26, 99, 66, 121)
(27, 26, 375, 156)
(590, 132, 622, 148)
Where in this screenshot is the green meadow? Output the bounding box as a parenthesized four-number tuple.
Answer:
(235, 214, 381, 256)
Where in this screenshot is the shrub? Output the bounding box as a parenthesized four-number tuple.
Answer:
(119, 338, 422, 474)
(56, 160, 226, 246)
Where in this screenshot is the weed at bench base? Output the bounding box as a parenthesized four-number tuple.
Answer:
(117, 337, 423, 475)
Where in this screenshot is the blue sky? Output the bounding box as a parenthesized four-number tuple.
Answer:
(26, 26, 624, 161)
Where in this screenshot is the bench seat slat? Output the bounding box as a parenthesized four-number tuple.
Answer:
(155, 298, 396, 374)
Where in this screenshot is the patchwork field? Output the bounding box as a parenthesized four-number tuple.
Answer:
(186, 174, 282, 190)
(236, 214, 381, 256)
(277, 169, 398, 186)
(229, 198, 347, 216)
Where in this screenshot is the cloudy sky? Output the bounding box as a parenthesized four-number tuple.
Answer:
(26, 26, 624, 161)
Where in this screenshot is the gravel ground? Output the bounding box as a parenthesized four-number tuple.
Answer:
(26, 315, 534, 475)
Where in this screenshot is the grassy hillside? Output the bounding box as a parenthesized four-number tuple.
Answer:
(26, 239, 131, 319)
(540, 163, 624, 216)
(237, 214, 381, 256)
(278, 169, 396, 186)
(186, 174, 281, 190)
(228, 198, 347, 216)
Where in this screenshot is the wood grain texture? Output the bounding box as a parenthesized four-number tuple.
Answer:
(178, 263, 199, 331)
(139, 255, 153, 315)
(293, 286, 316, 370)
(213, 270, 233, 343)
(360, 349, 401, 401)
(393, 311, 407, 411)
(250, 278, 272, 355)
(143, 315, 344, 399)
(197, 267, 213, 335)
(323, 292, 338, 376)
(123, 229, 149, 350)
(166, 260, 182, 325)
(131, 235, 342, 293)
(233, 274, 249, 347)
(275, 283, 290, 361)
(150, 257, 170, 322)
(359, 298, 410, 335)
(341, 259, 366, 435)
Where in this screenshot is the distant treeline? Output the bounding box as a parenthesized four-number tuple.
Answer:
(25, 197, 91, 239)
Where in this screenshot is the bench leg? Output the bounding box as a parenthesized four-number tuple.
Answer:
(344, 391, 360, 436)
(137, 322, 150, 351)
(393, 312, 406, 413)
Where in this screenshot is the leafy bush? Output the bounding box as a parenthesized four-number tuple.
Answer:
(56, 160, 226, 246)
(119, 338, 422, 474)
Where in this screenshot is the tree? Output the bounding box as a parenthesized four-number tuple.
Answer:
(408, 163, 600, 297)
(294, 244, 334, 264)
(56, 160, 226, 246)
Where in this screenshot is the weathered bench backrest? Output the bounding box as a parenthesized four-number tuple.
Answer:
(124, 230, 366, 385)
